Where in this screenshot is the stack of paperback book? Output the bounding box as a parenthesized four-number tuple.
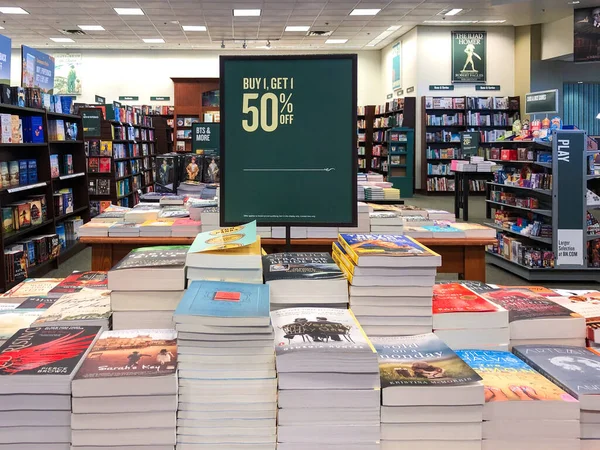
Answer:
(333, 234, 441, 337)
(174, 280, 276, 450)
(272, 307, 380, 449)
(30, 288, 111, 328)
(70, 329, 178, 450)
(339, 202, 371, 234)
(458, 349, 580, 450)
(375, 334, 484, 450)
(186, 222, 262, 284)
(108, 246, 188, 329)
(0, 326, 102, 449)
(514, 345, 600, 450)
(263, 252, 348, 310)
(369, 211, 404, 234)
(432, 283, 509, 350)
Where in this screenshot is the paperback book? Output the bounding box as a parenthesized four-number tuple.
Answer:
(1, 278, 63, 298)
(0, 309, 44, 342)
(111, 246, 189, 270)
(48, 271, 108, 296)
(31, 288, 111, 327)
(263, 252, 345, 282)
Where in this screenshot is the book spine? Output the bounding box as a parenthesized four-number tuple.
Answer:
(338, 237, 359, 266)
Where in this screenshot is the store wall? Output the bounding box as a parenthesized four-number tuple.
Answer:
(380, 27, 418, 98)
(9, 48, 383, 106)
(541, 15, 574, 60)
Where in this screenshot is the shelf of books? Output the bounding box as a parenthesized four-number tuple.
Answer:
(485, 129, 600, 281)
(387, 128, 415, 198)
(0, 98, 90, 291)
(174, 113, 220, 153)
(82, 108, 157, 215)
(421, 95, 520, 194)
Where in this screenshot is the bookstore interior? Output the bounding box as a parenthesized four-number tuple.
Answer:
(2, 0, 600, 449)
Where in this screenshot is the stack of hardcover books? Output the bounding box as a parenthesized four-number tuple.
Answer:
(459, 349, 580, 450)
(0, 326, 102, 449)
(369, 211, 405, 234)
(174, 280, 276, 450)
(333, 234, 441, 337)
(375, 334, 484, 450)
(108, 246, 188, 329)
(272, 307, 380, 450)
(263, 252, 348, 310)
(432, 283, 509, 350)
(71, 329, 178, 449)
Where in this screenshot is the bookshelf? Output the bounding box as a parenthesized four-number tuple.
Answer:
(388, 128, 415, 198)
(0, 104, 90, 291)
(421, 95, 520, 194)
(154, 115, 174, 155)
(357, 105, 374, 172)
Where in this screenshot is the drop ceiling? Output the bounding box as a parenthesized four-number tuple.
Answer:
(0, 0, 591, 50)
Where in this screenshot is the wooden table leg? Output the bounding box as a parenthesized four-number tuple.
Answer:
(462, 245, 487, 282)
(91, 244, 114, 271)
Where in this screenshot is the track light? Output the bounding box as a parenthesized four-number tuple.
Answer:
(221, 40, 225, 49)
(243, 40, 247, 49)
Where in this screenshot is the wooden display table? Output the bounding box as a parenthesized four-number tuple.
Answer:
(81, 236, 495, 283)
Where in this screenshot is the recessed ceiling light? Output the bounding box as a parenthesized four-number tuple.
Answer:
(182, 25, 206, 31)
(367, 28, 398, 47)
(445, 8, 463, 16)
(78, 25, 105, 31)
(233, 9, 261, 17)
(0, 7, 28, 14)
(387, 25, 402, 31)
(114, 7, 144, 16)
(350, 8, 381, 16)
(285, 25, 310, 32)
(0, 26, 5, 30)
(326, 38, 348, 44)
(143, 38, 164, 43)
(50, 37, 75, 43)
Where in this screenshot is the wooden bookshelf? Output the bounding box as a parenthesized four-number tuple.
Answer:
(153, 116, 173, 155)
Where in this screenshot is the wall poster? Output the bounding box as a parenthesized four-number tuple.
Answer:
(392, 42, 401, 90)
(54, 53, 82, 95)
(451, 31, 487, 84)
(21, 45, 55, 94)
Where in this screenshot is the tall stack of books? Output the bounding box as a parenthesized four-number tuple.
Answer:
(333, 234, 441, 337)
(0, 326, 102, 448)
(432, 283, 509, 350)
(375, 334, 484, 450)
(71, 329, 178, 449)
(459, 349, 580, 450)
(108, 246, 188, 329)
(272, 307, 380, 450)
(174, 280, 276, 450)
(263, 252, 348, 310)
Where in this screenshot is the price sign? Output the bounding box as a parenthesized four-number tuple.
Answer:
(220, 55, 357, 227)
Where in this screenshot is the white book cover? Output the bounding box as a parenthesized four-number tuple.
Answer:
(31, 288, 111, 326)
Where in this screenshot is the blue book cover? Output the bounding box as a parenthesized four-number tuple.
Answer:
(513, 345, 600, 399)
(30, 116, 44, 143)
(18, 160, 28, 185)
(175, 280, 269, 319)
(422, 225, 463, 233)
(21, 116, 31, 143)
(28, 159, 37, 184)
(339, 233, 439, 264)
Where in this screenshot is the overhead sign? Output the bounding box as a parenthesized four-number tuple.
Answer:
(430, 85, 454, 91)
(476, 85, 500, 91)
(451, 31, 487, 84)
(461, 131, 480, 157)
(220, 54, 357, 227)
(21, 45, 55, 94)
(0, 34, 11, 85)
(95, 95, 105, 104)
(525, 89, 559, 115)
(119, 96, 139, 101)
(192, 123, 220, 157)
(151, 96, 171, 101)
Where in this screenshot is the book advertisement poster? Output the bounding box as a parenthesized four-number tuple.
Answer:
(0, 34, 11, 85)
(54, 53, 82, 95)
(392, 42, 401, 90)
(451, 31, 487, 84)
(574, 6, 600, 62)
(192, 123, 220, 157)
(21, 45, 55, 94)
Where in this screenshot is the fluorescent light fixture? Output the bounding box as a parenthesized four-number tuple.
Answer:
(0, 7, 28, 14)
(114, 7, 144, 15)
(350, 8, 380, 16)
(233, 9, 261, 17)
(143, 38, 165, 43)
(285, 25, 310, 32)
(78, 25, 105, 31)
(50, 37, 75, 43)
(479, 20, 507, 24)
(0, 26, 5, 29)
(367, 27, 401, 46)
(182, 25, 206, 31)
(424, 20, 479, 24)
(326, 38, 348, 44)
(387, 25, 402, 31)
(445, 8, 463, 16)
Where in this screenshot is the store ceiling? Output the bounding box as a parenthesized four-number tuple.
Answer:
(0, 0, 593, 50)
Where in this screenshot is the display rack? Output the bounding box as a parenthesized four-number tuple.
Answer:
(153, 115, 174, 155)
(421, 95, 520, 194)
(485, 130, 600, 281)
(0, 104, 90, 291)
(387, 127, 414, 198)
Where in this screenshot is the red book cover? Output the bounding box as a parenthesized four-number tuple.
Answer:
(99, 158, 111, 173)
(433, 283, 499, 314)
(47, 271, 108, 296)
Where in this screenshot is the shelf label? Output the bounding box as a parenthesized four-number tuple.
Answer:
(95, 95, 105, 104)
(118, 96, 139, 101)
(151, 96, 170, 101)
(476, 85, 500, 91)
(430, 85, 454, 91)
(59, 172, 85, 180)
(8, 182, 47, 193)
(525, 89, 558, 115)
(557, 229, 584, 266)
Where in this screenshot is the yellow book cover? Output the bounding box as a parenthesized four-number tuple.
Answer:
(100, 141, 113, 157)
(339, 233, 439, 266)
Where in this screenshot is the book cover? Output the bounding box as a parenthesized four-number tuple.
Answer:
(17, 202, 31, 228)
(433, 283, 500, 314)
(263, 252, 344, 282)
(188, 221, 257, 254)
(272, 307, 374, 355)
(100, 141, 112, 157)
(74, 329, 177, 379)
(87, 158, 99, 173)
(112, 246, 188, 270)
(63, 154, 73, 175)
(2, 207, 13, 233)
(27, 159, 37, 184)
(99, 158, 111, 173)
(8, 160, 19, 186)
(456, 350, 577, 403)
(373, 334, 482, 388)
(16, 296, 58, 309)
(0, 309, 45, 341)
(176, 280, 269, 319)
(1, 280, 63, 299)
(88, 179, 96, 195)
(28, 198, 42, 226)
(422, 225, 465, 234)
(0, 326, 101, 376)
(182, 154, 203, 183)
(89, 140, 100, 157)
(48, 272, 108, 296)
(18, 160, 28, 185)
(202, 156, 220, 183)
(97, 178, 110, 195)
(478, 288, 581, 322)
(0, 161, 8, 186)
(32, 288, 111, 326)
(339, 234, 439, 263)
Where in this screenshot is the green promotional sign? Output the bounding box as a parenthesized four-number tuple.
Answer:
(192, 123, 220, 156)
(94, 95, 105, 104)
(151, 96, 170, 101)
(525, 89, 558, 115)
(476, 85, 500, 91)
(461, 131, 480, 157)
(119, 96, 139, 101)
(82, 108, 102, 137)
(451, 31, 487, 83)
(220, 55, 357, 226)
(430, 85, 454, 91)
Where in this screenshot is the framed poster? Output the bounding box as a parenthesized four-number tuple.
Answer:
(21, 45, 55, 94)
(574, 6, 600, 62)
(392, 42, 401, 91)
(0, 34, 11, 85)
(220, 54, 357, 227)
(451, 31, 487, 84)
(54, 53, 82, 95)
